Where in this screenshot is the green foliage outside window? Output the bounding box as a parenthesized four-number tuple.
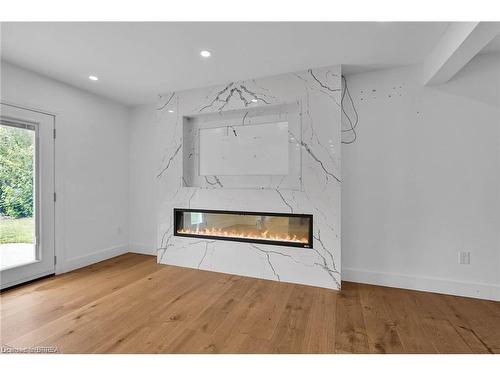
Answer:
(0, 125, 34, 218)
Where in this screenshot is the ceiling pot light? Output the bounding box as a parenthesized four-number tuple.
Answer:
(200, 50, 211, 58)
(88, 75, 99, 81)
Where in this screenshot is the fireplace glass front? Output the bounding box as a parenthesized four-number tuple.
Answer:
(174, 208, 313, 248)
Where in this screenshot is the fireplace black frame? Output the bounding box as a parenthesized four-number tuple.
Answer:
(173, 208, 313, 248)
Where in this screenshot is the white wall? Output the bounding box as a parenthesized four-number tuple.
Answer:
(1, 61, 130, 272)
(341, 53, 500, 300)
(128, 103, 157, 255)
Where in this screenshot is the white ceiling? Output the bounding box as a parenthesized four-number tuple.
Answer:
(1, 22, 450, 106)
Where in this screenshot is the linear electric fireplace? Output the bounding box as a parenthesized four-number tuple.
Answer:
(174, 208, 313, 248)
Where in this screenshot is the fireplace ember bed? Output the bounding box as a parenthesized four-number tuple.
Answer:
(174, 208, 313, 248)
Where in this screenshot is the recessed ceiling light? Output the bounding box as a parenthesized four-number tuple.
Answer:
(88, 75, 99, 81)
(200, 50, 211, 58)
(168, 110, 174, 113)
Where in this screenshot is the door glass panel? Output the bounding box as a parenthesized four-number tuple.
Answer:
(0, 123, 36, 270)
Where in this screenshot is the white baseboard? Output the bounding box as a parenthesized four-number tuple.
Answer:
(58, 244, 129, 273)
(342, 267, 500, 301)
(128, 242, 156, 256)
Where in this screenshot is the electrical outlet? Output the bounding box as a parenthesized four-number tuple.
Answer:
(458, 251, 470, 264)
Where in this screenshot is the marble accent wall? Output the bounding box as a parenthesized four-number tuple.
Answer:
(156, 66, 342, 290)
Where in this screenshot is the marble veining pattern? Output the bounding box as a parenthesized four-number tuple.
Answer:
(155, 65, 342, 290)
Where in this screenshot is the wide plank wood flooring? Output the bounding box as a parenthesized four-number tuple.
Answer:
(1, 253, 499, 353)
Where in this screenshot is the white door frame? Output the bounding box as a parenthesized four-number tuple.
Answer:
(0, 103, 57, 289)
(1, 101, 66, 275)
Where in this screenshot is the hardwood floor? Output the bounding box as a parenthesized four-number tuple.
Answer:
(1, 253, 499, 353)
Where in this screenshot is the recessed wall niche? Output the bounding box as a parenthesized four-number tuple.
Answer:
(182, 102, 303, 190)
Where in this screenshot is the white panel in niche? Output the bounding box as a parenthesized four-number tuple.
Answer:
(182, 102, 302, 190)
(199, 121, 289, 176)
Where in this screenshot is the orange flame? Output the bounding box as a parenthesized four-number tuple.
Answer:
(177, 227, 308, 244)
